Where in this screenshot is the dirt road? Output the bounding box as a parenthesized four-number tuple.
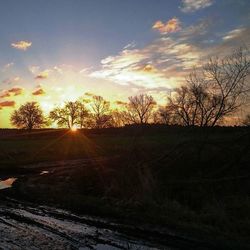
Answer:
(0, 198, 173, 250)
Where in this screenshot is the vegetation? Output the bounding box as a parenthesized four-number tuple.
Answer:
(49, 101, 88, 128)
(10, 102, 47, 130)
(9, 48, 250, 131)
(0, 126, 250, 246)
(166, 47, 250, 126)
(2, 46, 250, 247)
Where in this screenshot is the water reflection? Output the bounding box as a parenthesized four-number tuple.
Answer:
(0, 178, 17, 190)
(40, 171, 49, 175)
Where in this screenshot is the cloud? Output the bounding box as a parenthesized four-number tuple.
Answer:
(0, 86, 23, 98)
(2, 77, 20, 85)
(2, 62, 14, 71)
(29, 66, 40, 74)
(141, 64, 157, 72)
(8, 87, 23, 96)
(90, 19, 250, 93)
(222, 28, 246, 41)
(53, 66, 63, 74)
(79, 67, 93, 74)
(90, 36, 197, 89)
(152, 18, 181, 34)
(84, 92, 94, 97)
(11, 40, 32, 50)
(0, 90, 11, 98)
(115, 100, 127, 106)
(0, 101, 15, 108)
(180, 0, 213, 13)
(123, 42, 136, 50)
(35, 70, 50, 80)
(32, 88, 45, 96)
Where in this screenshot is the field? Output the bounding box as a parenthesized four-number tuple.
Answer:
(1, 126, 250, 248)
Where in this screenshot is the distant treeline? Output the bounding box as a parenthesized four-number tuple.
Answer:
(8, 47, 250, 130)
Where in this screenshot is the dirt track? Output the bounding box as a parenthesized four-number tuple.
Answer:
(0, 198, 171, 250)
(0, 159, 237, 250)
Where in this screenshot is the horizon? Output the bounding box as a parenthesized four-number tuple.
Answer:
(0, 0, 250, 128)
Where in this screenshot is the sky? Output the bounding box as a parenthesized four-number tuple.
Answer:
(0, 0, 250, 127)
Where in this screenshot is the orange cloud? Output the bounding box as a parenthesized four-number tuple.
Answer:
(11, 40, 32, 50)
(141, 64, 157, 72)
(35, 70, 49, 80)
(8, 87, 23, 96)
(84, 92, 94, 97)
(115, 100, 127, 106)
(0, 101, 15, 108)
(153, 18, 181, 34)
(32, 88, 45, 96)
(0, 91, 11, 98)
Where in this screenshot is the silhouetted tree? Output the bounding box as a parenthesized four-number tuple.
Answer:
(153, 106, 177, 125)
(110, 110, 128, 127)
(91, 95, 111, 128)
(49, 101, 88, 128)
(126, 94, 156, 124)
(168, 47, 250, 126)
(76, 102, 89, 128)
(11, 102, 46, 130)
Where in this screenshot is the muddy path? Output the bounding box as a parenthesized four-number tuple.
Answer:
(0, 197, 197, 250)
(0, 159, 244, 249)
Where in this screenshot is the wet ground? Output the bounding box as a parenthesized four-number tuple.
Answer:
(0, 198, 173, 250)
(0, 159, 240, 250)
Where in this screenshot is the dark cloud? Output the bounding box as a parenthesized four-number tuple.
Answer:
(0, 101, 15, 108)
(8, 87, 23, 96)
(32, 88, 45, 96)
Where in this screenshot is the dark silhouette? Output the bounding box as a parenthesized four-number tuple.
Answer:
(90, 95, 112, 128)
(49, 101, 88, 128)
(125, 94, 156, 124)
(167, 47, 250, 126)
(11, 102, 46, 130)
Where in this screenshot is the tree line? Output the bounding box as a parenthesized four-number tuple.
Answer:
(10, 47, 250, 130)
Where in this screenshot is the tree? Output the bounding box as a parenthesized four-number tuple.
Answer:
(11, 102, 46, 130)
(153, 106, 177, 125)
(91, 95, 111, 128)
(110, 110, 128, 127)
(76, 102, 89, 128)
(126, 94, 156, 124)
(49, 101, 88, 128)
(168, 47, 250, 126)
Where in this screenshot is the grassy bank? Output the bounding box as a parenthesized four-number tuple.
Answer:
(1, 126, 250, 247)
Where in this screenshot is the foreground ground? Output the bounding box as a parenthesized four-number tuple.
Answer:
(0, 126, 250, 249)
(0, 197, 175, 250)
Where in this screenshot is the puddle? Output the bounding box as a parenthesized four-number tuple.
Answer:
(0, 178, 17, 190)
(40, 171, 50, 175)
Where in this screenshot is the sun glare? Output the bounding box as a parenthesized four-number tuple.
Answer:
(71, 125, 78, 132)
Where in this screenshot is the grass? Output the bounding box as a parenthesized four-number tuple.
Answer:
(1, 125, 250, 247)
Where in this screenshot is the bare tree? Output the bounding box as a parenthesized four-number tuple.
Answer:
(153, 106, 177, 125)
(126, 94, 156, 124)
(168, 47, 250, 126)
(110, 110, 128, 127)
(11, 102, 46, 130)
(91, 95, 111, 128)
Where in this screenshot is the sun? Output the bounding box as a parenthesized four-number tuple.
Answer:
(70, 125, 78, 132)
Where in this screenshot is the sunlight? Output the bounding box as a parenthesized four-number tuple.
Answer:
(70, 125, 78, 132)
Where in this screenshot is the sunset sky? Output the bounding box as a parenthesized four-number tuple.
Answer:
(0, 0, 249, 127)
